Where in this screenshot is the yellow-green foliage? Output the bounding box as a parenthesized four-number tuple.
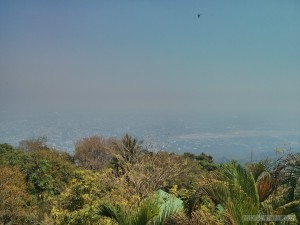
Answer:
(1, 138, 299, 224)
(51, 169, 107, 225)
(0, 166, 38, 224)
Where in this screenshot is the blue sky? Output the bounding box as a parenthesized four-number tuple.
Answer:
(1, 0, 299, 117)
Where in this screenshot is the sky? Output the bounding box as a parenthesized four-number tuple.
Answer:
(1, 0, 300, 118)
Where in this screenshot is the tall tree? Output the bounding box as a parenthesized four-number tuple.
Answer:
(74, 136, 115, 171)
(19, 136, 49, 152)
(0, 166, 38, 224)
(112, 134, 143, 176)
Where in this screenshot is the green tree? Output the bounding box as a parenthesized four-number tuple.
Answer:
(184, 152, 218, 171)
(0, 143, 28, 167)
(18, 148, 76, 222)
(24, 149, 75, 198)
(0, 143, 76, 224)
(27, 159, 54, 200)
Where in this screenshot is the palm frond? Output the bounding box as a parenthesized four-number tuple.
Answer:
(98, 190, 182, 225)
(150, 190, 183, 225)
(134, 197, 160, 225)
(98, 204, 129, 224)
(198, 163, 259, 225)
(274, 200, 300, 221)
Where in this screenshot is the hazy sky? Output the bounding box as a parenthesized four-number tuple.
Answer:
(1, 0, 299, 117)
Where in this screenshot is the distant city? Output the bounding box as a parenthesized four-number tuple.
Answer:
(1, 111, 299, 162)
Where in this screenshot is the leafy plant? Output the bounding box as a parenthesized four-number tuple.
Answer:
(98, 190, 183, 225)
(198, 163, 259, 225)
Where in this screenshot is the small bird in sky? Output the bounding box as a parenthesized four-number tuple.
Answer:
(197, 14, 201, 18)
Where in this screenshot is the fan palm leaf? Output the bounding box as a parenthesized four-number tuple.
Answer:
(98, 190, 182, 225)
(198, 163, 259, 225)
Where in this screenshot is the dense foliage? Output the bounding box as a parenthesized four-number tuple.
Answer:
(0, 134, 299, 225)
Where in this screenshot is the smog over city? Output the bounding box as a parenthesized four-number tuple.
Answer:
(1, 1, 299, 160)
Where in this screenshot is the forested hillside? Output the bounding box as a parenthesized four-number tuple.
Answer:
(0, 135, 299, 224)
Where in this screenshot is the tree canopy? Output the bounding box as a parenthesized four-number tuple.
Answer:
(0, 134, 299, 224)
